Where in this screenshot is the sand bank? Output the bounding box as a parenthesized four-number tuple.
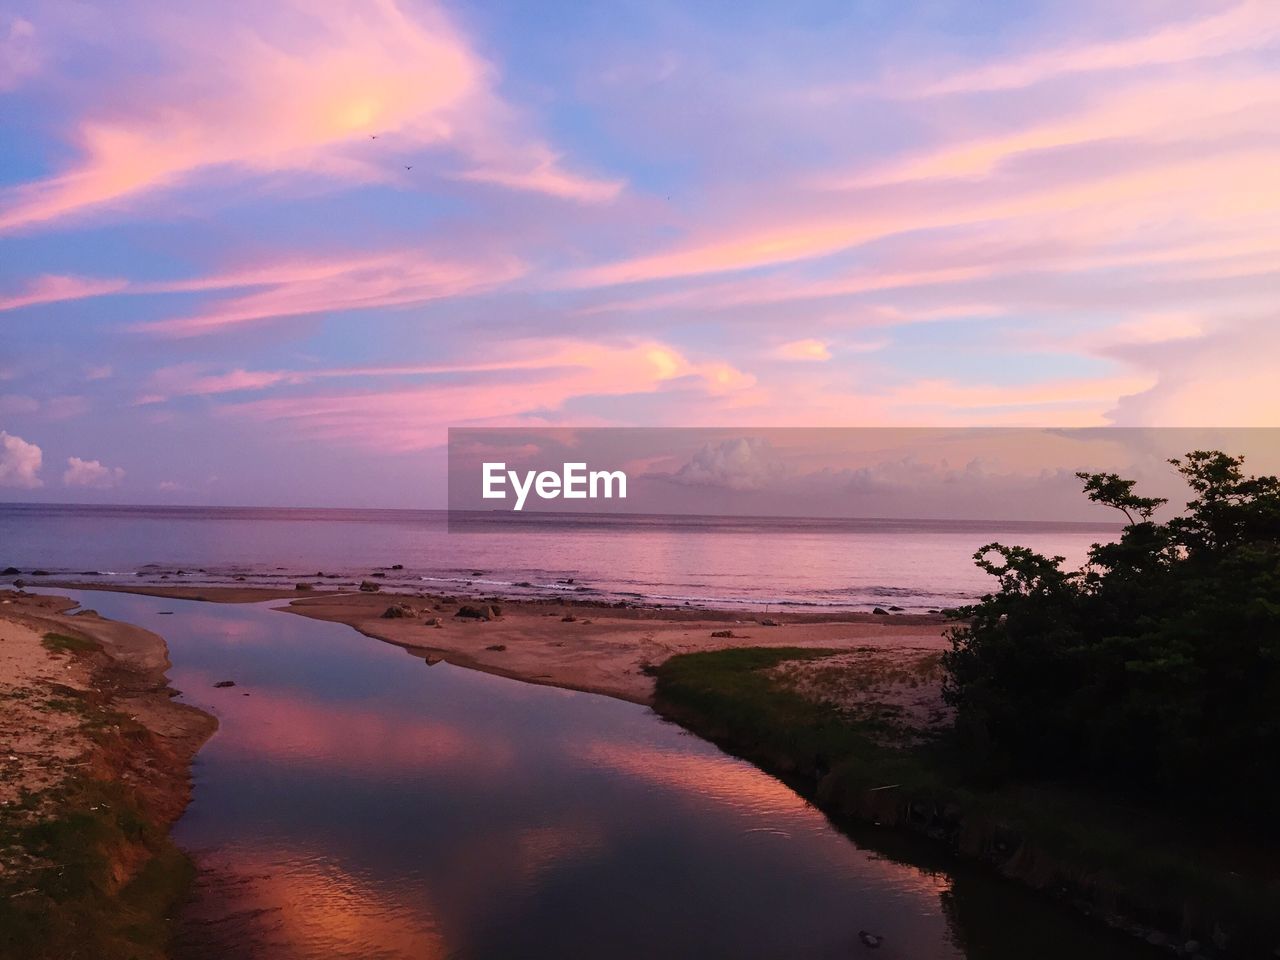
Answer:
(45, 581, 952, 705)
(289, 592, 952, 705)
(0, 589, 215, 959)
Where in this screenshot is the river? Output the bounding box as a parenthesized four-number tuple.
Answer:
(50, 588, 1154, 959)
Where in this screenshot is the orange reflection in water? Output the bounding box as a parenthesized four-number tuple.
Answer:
(184, 845, 449, 960)
(182, 815, 613, 959)
(199, 679, 515, 777)
(578, 738, 818, 815)
(577, 738, 953, 900)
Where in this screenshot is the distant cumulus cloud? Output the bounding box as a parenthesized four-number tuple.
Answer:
(0, 430, 43, 488)
(668, 437, 787, 491)
(63, 456, 124, 489)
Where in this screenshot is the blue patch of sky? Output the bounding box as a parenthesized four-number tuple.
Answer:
(868, 315, 1120, 386)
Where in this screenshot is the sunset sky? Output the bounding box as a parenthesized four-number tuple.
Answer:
(1, 0, 1278, 506)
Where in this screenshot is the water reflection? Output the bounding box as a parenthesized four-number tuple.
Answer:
(50, 590, 1153, 960)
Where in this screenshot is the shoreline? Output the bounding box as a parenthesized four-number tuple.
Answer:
(42, 581, 952, 706)
(11, 566, 968, 617)
(0, 589, 216, 960)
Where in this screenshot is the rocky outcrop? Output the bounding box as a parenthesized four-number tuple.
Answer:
(455, 604, 501, 621)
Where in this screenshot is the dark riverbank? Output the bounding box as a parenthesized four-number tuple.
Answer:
(652, 647, 1280, 958)
(0, 590, 216, 960)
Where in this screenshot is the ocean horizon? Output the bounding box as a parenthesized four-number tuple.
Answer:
(1, 502, 1121, 612)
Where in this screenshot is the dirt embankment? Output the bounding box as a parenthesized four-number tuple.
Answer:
(0, 589, 216, 960)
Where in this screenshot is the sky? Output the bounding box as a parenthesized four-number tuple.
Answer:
(1, 0, 1278, 507)
(445, 428, 1280, 520)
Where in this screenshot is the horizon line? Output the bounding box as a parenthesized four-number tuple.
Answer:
(0, 500, 1126, 529)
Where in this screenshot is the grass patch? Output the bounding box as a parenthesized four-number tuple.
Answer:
(0, 676, 194, 960)
(41, 633, 101, 656)
(0, 775, 190, 960)
(654, 646, 1280, 951)
(654, 647, 953, 786)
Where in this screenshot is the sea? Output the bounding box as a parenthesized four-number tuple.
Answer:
(0, 503, 1119, 612)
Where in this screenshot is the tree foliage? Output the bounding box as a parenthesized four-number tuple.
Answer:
(942, 451, 1280, 822)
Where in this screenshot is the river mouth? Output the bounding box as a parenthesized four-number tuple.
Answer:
(52, 589, 1155, 960)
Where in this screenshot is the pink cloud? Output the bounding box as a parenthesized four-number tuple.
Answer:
(0, 250, 528, 336)
(1105, 316, 1280, 426)
(133, 250, 526, 336)
(916, 1, 1280, 96)
(0, 274, 128, 312)
(215, 338, 756, 449)
(0, 0, 619, 233)
(827, 73, 1280, 189)
(680, 369, 1152, 431)
(203, 334, 1158, 451)
(568, 142, 1280, 292)
(140, 366, 305, 401)
(774, 339, 831, 361)
(453, 146, 623, 203)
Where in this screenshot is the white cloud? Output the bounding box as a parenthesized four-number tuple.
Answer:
(0, 430, 43, 488)
(63, 456, 124, 489)
(668, 437, 787, 491)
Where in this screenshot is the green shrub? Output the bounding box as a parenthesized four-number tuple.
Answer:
(943, 451, 1280, 824)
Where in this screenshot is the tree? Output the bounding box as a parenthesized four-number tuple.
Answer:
(942, 452, 1280, 823)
